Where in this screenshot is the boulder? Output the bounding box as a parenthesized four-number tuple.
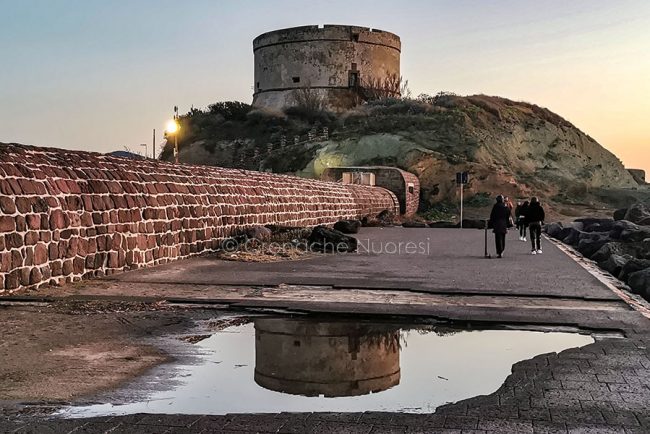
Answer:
(307, 226, 357, 253)
(627, 268, 650, 300)
(598, 254, 633, 277)
(591, 242, 629, 264)
(640, 238, 650, 259)
(402, 221, 428, 228)
(460, 219, 487, 229)
(244, 226, 273, 242)
(575, 218, 615, 233)
(428, 221, 457, 228)
(612, 221, 650, 242)
(544, 222, 563, 239)
(619, 258, 650, 283)
(333, 219, 362, 234)
(577, 237, 611, 258)
(376, 210, 395, 225)
(624, 202, 650, 226)
(561, 227, 583, 246)
(613, 208, 627, 221)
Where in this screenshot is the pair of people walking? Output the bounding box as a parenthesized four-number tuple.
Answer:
(489, 195, 545, 258)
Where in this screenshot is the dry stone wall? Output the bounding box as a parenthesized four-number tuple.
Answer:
(0, 143, 399, 292)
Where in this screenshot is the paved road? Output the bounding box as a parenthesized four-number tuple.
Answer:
(3, 228, 650, 433)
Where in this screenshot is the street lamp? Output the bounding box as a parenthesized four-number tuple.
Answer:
(165, 118, 180, 164)
(166, 106, 180, 164)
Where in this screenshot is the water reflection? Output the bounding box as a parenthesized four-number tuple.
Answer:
(254, 318, 401, 397)
(57, 317, 596, 417)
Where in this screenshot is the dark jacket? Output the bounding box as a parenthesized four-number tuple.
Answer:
(517, 203, 530, 224)
(489, 203, 511, 234)
(527, 202, 545, 224)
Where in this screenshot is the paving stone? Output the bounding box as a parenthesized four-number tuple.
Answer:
(532, 420, 568, 434)
(388, 414, 445, 427)
(566, 424, 623, 434)
(135, 414, 200, 427)
(13, 420, 80, 434)
(477, 418, 533, 433)
(550, 409, 605, 425)
(443, 416, 478, 430)
(369, 425, 407, 433)
(600, 410, 640, 427)
(309, 421, 373, 434)
(189, 415, 231, 431)
(406, 429, 460, 434)
(224, 414, 287, 432)
(519, 408, 551, 421)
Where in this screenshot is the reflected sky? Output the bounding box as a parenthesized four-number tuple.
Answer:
(59, 318, 594, 416)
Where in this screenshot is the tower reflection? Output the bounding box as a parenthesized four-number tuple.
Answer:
(254, 318, 401, 397)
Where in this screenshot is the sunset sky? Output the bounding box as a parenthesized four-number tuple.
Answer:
(1, 0, 648, 172)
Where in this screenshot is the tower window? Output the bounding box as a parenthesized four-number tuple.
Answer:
(256, 82, 260, 89)
(352, 33, 359, 42)
(292, 76, 300, 83)
(349, 72, 359, 88)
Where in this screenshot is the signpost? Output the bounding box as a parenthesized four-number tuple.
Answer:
(456, 171, 469, 228)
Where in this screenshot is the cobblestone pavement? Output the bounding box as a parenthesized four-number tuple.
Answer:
(2, 229, 649, 433)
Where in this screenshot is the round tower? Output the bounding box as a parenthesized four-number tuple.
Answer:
(252, 25, 401, 110)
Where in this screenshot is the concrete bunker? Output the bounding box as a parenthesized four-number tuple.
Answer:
(322, 166, 420, 216)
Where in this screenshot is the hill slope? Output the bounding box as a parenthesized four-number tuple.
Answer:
(162, 95, 639, 215)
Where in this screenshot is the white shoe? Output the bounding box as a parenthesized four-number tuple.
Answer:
(537, 249, 543, 254)
(518, 236, 523, 241)
(523, 237, 527, 242)
(531, 250, 537, 255)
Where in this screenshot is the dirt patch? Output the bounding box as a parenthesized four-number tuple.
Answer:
(0, 301, 199, 402)
(215, 245, 319, 263)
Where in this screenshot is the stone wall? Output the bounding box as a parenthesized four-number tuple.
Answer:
(0, 143, 399, 292)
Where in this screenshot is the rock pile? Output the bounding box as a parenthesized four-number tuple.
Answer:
(545, 202, 650, 301)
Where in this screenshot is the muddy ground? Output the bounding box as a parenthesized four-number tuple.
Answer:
(0, 300, 217, 407)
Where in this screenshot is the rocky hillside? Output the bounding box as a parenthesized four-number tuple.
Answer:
(161, 95, 641, 217)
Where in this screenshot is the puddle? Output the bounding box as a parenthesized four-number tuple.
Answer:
(60, 317, 593, 416)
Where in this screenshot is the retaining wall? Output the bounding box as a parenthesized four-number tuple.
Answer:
(0, 143, 399, 292)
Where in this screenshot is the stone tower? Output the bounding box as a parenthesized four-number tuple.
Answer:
(252, 25, 401, 111)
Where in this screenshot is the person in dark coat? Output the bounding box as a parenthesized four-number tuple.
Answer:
(527, 197, 545, 254)
(517, 200, 529, 242)
(489, 195, 511, 258)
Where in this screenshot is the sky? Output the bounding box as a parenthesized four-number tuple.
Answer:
(1, 0, 649, 172)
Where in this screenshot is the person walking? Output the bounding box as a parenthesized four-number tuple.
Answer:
(527, 197, 545, 255)
(489, 195, 511, 258)
(504, 196, 514, 214)
(517, 200, 529, 242)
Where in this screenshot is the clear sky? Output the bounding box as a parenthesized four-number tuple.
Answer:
(1, 0, 648, 172)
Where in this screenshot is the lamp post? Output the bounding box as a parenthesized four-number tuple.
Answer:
(165, 117, 180, 164)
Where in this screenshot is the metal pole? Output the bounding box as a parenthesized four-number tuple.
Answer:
(484, 218, 490, 258)
(460, 183, 464, 229)
(174, 134, 179, 164)
(173, 106, 179, 164)
(153, 129, 156, 160)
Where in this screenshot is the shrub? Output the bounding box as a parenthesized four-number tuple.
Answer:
(208, 101, 252, 121)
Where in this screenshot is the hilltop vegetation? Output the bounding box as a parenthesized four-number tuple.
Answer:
(160, 93, 643, 218)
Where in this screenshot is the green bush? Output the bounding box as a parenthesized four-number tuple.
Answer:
(465, 192, 492, 208)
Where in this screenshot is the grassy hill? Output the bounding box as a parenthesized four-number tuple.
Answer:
(160, 94, 644, 219)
